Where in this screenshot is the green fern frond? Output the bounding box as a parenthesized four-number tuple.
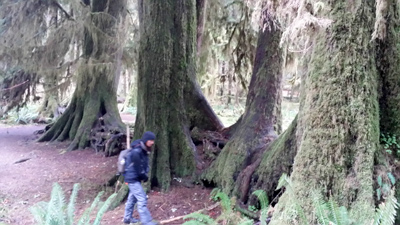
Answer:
(77, 191, 104, 225)
(337, 206, 350, 225)
(183, 212, 216, 225)
(30, 201, 48, 225)
(45, 183, 66, 225)
(66, 183, 80, 225)
(378, 176, 383, 187)
(294, 201, 308, 225)
(311, 192, 329, 225)
(214, 191, 231, 214)
(276, 173, 291, 190)
(252, 190, 269, 210)
(92, 193, 117, 225)
(387, 173, 396, 186)
(210, 188, 221, 200)
(259, 209, 268, 225)
(327, 198, 341, 224)
(377, 188, 382, 201)
(373, 189, 399, 225)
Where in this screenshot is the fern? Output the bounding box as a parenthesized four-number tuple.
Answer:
(252, 190, 269, 209)
(30, 182, 115, 225)
(312, 192, 329, 225)
(30, 202, 48, 225)
(92, 193, 117, 225)
(327, 198, 347, 225)
(45, 183, 66, 225)
(214, 191, 231, 214)
(387, 173, 396, 186)
(252, 190, 269, 225)
(183, 213, 216, 225)
(66, 183, 80, 225)
(276, 173, 291, 191)
(373, 189, 399, 225)
(210, 188, 221, 200)
(77, 191, 104, 225)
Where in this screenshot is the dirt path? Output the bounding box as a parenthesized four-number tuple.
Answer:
(0, 123, 216, 225)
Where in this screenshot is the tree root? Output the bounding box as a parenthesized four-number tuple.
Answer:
(38, 97, 128, 155)
(191, 127, 228, 148)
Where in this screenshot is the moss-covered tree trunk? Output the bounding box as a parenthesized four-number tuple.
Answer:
(38, 0, 127, 151)
(203, 11, 283, 201)
(270, 1, 378, 223)
(136, 0, 223, 191)
(375, 1, 400, 223)
(377, 1, 400, 137)
(39, 74, 59, 119)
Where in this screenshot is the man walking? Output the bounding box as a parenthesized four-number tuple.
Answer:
(123, 131, 157, 225)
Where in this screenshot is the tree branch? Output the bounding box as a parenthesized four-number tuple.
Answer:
(1, 80, 29, 92)
(51, 1, 74, 21)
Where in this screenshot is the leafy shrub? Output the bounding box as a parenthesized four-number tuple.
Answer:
(380, 133, 400, 157)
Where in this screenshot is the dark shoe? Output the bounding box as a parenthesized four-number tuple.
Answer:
(123, 218, 139, 224)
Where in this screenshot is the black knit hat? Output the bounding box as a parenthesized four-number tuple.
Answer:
(142, 131, 156, 143)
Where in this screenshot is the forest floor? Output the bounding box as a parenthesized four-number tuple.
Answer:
(0, 100, 299, 225)
(0, 114, 220, 225)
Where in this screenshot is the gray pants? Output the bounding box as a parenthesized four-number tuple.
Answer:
(124, 181, 153, 224)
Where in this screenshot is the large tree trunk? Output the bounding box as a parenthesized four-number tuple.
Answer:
(136, 0, 223, 191)
(377, 1, 400, 137)
(270, 1, 378, 223)
(375, 1, 400, 223)
(38, 0, 127, 152)
(203, 11, 283, 201)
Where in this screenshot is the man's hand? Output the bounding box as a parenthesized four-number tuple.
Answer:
(139, 174, 148, 182)
(143, 175, 149, 182)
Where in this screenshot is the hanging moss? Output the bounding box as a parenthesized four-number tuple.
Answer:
(38, 0, 127, 152)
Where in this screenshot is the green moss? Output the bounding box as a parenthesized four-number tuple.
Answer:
(270, 1, 378, 223)
(251, 117, 297, 196)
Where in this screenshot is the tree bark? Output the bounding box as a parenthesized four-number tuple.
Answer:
(38, 0, 127, 152)
(136, 0, 223, 191)
(196, 0, 207, 54)
(375, 1, 400, 223)
(377, 1, 400, 138)
(248, 117, 297, 204)
(202, 11, 283, 200)
(270, 1, 378, 223)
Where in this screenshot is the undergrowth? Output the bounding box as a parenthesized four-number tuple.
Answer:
(380, 133, 400, 159)
(182, 189, 270, 225)
(1, 103, 40, 124)
(30, 183, 116, 225)
(274, 173, 399, 225)
(185, 172, 399, 225)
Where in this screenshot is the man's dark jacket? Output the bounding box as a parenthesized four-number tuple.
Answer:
(123, 132, 155, 183)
